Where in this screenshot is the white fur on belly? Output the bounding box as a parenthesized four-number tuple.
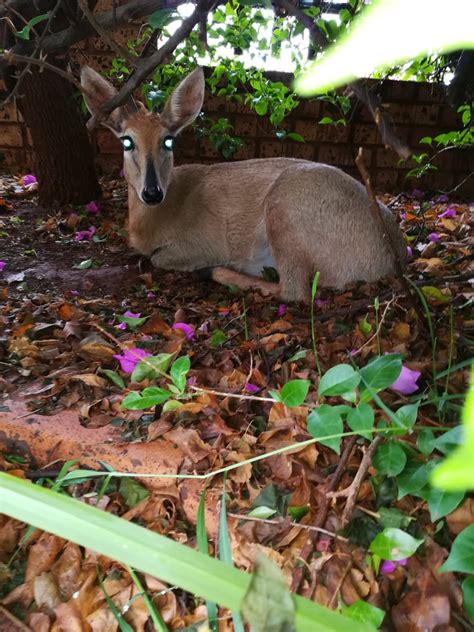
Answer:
(237, 237, 276, 277)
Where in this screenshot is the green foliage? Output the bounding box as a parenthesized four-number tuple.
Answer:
(440, 524, 474, 574)
(270, 379, 310, 407)
(307, 405, 343, 454)
(14, 13, 50, 40)
(369, 528, 423, 561)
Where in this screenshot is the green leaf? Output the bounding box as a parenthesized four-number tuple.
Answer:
(97, 569, 134, 631)
(439, 524, 474, 574)
(307, 405, 343, 454)
(241, 552, 296, 632)
(100, 369, 126, 389)
(417, 429, 436, 456)
(423, 488, 464, 521)
(14, 13, 50, 40)
(318, 364, 360, 397)
(119, 478, 150, 508)
(319, 116, 334, 124)
(286, 132, 305, 142)
(117, 315, 149, 329)
(359, 316, 372, 336)
(347, 403, 374, 440)
(279, 379, 310, 407)
(288, 506, 309, 521)
(210, 329, 228, 347)
(121, 387, 171, 410)
(148, 8, 176, 29)
(170, 356, 191, 393)
(393, 403, 419, 432)
(397, 461, 436, 499)
(287, 350, 308, 363)
(251, 484, 291, 518)
(369, 528, 423, 561)
(377, 508, 413, 529)
(421, 286, 451, 303)
(74, 258, 93, 270)
(131, 353, 173, 382)
(359, 355, 402, 397)
(344, 600, 385, 628)
(434, 426, 464, 455)
(247, 506, 277, 519)
(462, 576, 474, 623)
(373, 442, 407, 477)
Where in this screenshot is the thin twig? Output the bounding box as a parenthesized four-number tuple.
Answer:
(228, 512, 349, 542)
(0, 50, 83, 91)
(78, 0, 137, 66)
(351, 296, 395, 357)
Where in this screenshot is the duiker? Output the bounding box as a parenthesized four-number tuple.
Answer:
(81, 66, 407, 302)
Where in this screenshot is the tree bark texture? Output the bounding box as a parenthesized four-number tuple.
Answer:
(17, 64, 101, 206)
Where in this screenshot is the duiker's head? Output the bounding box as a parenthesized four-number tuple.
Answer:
(81, 67, 205, 206)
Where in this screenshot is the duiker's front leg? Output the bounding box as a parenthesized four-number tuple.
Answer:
(211, 267, 280, 297)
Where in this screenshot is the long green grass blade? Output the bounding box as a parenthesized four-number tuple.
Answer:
(127, 566, 168, 632)
(0, 473, 374, 632)
(197, 486, 218, 632)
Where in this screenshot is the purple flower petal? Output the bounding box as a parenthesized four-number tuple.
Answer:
(0, 261, 6, 272)
(113, 348, 151, 374)
(187, 376, 197, 386)
(74, 226, 96, 241)
(428, 232, 440, 242)
(315, 298, 329, 307)
(397, 558, 409, 567)
(85, 201, 100, 214)
(118, 168, 124, 178)
(380, 560, 397, 574)
(406, 245, 413, 259)
(172, 322, 195, 341)
(390, 365, 421, 395)
(436, 194, 449, 203)
(411, 188, 424, 199)
(277, 303, 287, 317)
(22, 174, 37, 186)
(245, 382, 260, 393)
(116, 322, 127, 330)
(439, 207, 456, 219)
(123, 310, 141, 319)
(147, 292, 156, 300)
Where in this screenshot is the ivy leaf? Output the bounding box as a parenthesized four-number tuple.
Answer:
(417, 429, 436, 456)
(397, 461, 436, 499)
(345, 600, 385, 628)
(318, 364, 360, 397)
(440, 524, 474, 574)
(241, 552, 295, 632)
(148, 8, 176, 29)
(121, 387, 171, 410)
(100, 369, 125, 389)
(422, 488, 464, 521)
(377, 508, 413, 529)
(369, 528, 423, 561)
(170, 356, 191, 393)
(247, 506, 277, 519)
(278, 379, 310, 407)
(210, 329, 228, 347)
(347, 403, 374, 440)
(307, 405, 343, 454)
(119, 478, 150, 508)
(131, 353, 173, 383)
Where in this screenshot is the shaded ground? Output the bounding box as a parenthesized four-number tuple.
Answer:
(0, 173, 473, 630)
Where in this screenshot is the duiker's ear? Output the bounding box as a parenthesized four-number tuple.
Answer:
(161, 68, 205, 135)
(80, 66, 137, 135)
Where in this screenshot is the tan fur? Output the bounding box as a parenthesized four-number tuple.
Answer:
(81, 66, 407, 302)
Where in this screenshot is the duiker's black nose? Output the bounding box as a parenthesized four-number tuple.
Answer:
(141, 186, 163, 205)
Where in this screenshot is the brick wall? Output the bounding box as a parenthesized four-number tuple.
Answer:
(1, 10, 472, 194)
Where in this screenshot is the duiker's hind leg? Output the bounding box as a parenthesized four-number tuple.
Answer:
(211, 267, 280, 297)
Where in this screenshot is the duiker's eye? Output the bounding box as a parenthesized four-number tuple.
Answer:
(120, 136, 135, 151)
(162, 136, 174, 151)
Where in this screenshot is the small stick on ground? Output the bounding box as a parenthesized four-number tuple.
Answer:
(355, 148, 427, 326)
(290, 435, 358, 593)
(228, 513, 349, 542)
(327, 434, 382, 526)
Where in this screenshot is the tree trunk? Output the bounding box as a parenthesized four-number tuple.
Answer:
(17, 64, 101, 206)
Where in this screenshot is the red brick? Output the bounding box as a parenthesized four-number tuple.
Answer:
(383, 103, 416, 124)
(258, 141, 283, 158)
(317, 145, 356, 167)
(300, 100, 322, 118)
(375, 147, 399, 169)
(414, 104, 439, 126)
(0, 125, 23, 147)
(0, 102, 18, 122)
(199, 137, 219, 159)
(315, 122, 350, 143)
(294, 120, 318, 142)
(232, 141, 256, 161)
(234, 114, 257, 137)
(416, 82, 445, 103)
(374, 169, 399, 191)
(353, 124, 377, 144)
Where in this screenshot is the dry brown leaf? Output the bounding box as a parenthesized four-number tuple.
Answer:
(77, 335, 115, 361)
(34, 572, 62, 612)
(27, 612, 51, 632)
(446, 498, 474, 535)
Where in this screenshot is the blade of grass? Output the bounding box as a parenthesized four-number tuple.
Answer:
(127, 566, 168, 632)
(0, 473, 370, 632)
(311, 271, 322, 375)
(96, 565, 134, 632)
(219, 481, 245, 632)
(197, 485, 218, 632)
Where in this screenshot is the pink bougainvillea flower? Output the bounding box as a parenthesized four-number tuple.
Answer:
(118, 168, 124, 178)
(390, 365, 421, 395)
(113, 347, 151, 373)
(400, 212, 407, 220)
(172, 322, 195, 341)
(315, 298, 329, 307)
(245, 382, 260, 393)
(439, 207, 456, 219)
(74, 226, 96, 241)
(123, 310, 141, 319)
(436, 194, 449, 203)
(217, 307, 230, 317)
(380, 558, 408, 575)
(116, 322, 127, 331)
(70, 289, 79, 296)
(85, 201, 100, 214)
(428, 232, 440, 242)
(187, 376, 197, 386)
(147, 292, 156, 300)
(199, 322, 209, 334)
(406, 245, 413, 259)
(277, 303, 287, 317)
(0, 261, 6, 272)
(22, 174, 37, 187)
(411, 188, 424, 199)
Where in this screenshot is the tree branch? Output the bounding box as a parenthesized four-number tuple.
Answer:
(0, 51, 83, 91)
(272, 0, 411, 158)
(86, 0, 218, 130)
